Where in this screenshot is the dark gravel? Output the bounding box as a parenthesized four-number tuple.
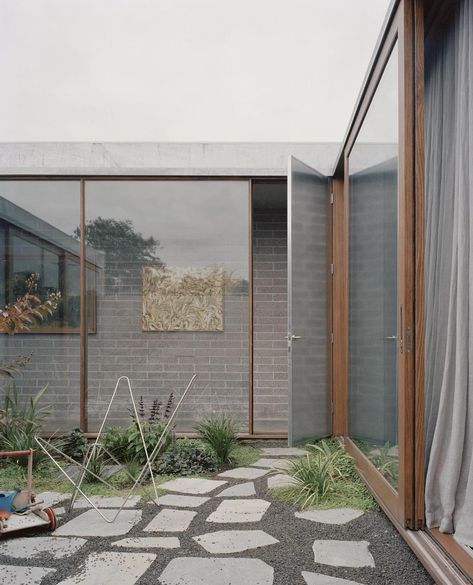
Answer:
(0, 456, 434, 584)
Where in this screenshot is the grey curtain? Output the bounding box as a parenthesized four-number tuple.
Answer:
(425, 0, 473, 546)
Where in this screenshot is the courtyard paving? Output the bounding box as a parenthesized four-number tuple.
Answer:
(0, 448, 434, 585)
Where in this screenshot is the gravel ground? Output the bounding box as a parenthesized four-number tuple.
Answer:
(0, 465, 434, 585)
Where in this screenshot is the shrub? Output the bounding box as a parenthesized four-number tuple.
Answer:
(286, 439, 356, 508)
(156, 445, 217, 476)
(84, 447, 107, 483)
(102, 420, 171, 466)
(194, 414, 238, 464)
(0, 384, 50, 467)
(62, 428, 88, 461)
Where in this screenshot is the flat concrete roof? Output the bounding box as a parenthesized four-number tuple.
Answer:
(0, 142, 340, 177)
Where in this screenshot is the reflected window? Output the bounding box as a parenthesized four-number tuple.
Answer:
(1, 223, 96, 333)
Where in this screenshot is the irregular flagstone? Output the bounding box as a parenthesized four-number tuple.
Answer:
(216, 482, 256, 497)
(55, 551, 155, 585)
(218, 467, 269, 480)
(112, 537, 180, 549)
(160, 477, 227, 494)
(312, 540, 375, 568)
(144, 508, 196, 532)
(267, 474, 298, 489)
(194, 529, 279, 554)
(0, 536, 86, 560)
(302, 571, 364, 585)
(159, 557, 274, 585)
(55, 509, 142, 537)
(261, 447, 307, 457)
(36, 491, 71, 506)
(251, 458, 292, 470)
(54, 507, 66, 515)
(296, 508, 364, 526)
(1, 565, 55, 585)
(156, 494, 209, 508)
(207, 499, 271, 523)
(74, 495, 141, 509)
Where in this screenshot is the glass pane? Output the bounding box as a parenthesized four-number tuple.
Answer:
(289, 158, 330, 444)
(252, 181, 288, 434)
(348, 43, 399, 488)
(85, 180, 249, 432)
(0, 181, 81, 430)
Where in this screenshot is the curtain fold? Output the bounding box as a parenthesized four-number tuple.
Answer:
(424, 0, 473, 546)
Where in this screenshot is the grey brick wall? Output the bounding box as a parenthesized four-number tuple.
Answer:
(2, 207, 290, 436)
(253, 207, 288, 433)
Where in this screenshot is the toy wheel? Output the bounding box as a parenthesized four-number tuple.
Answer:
(43, 507, 57, 532)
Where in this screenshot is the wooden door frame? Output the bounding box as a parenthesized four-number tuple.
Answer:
(331, 0, 422, 529)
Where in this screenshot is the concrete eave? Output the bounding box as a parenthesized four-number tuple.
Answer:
(0, 142, 340, 178)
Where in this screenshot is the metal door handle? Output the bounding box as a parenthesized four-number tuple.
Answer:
(384, 336, 397, 340)
(285, 334, 303, 340)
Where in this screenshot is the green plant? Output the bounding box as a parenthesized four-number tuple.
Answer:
(0, 384, 50, 466)
(194, 414, 238, 464)
(84, 447, 107, 483)
(369, 442, 398, 484)
(285, 439, 356, 508)
(156, 445, 218, 476)
(102, 420, 171, 466)
(62, 428, 88, 461)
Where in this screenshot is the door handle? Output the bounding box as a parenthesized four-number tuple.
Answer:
(285, 334, 303, 340)
(384, 336, 397, 340)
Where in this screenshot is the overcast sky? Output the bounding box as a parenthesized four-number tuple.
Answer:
(0, 0, 391, 143)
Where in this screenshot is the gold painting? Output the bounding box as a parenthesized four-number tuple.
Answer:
(142, 265, 224, 331)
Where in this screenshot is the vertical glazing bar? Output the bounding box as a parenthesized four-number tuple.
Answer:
(248, 179, 254, 435)
(79, 179, 88, 432)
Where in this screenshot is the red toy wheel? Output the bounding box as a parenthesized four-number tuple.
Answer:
(43, 507, 57, 531)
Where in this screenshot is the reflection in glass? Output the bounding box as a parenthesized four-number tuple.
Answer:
(0, 181, 81, 430)
(348, 44, 399, 488)
(85, 180, 249, 432)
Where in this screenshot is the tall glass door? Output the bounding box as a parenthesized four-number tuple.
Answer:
(288, 157, 331, 445)
(348, 44, 399, 489)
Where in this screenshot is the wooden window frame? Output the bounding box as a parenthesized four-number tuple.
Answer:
(332, 0, 421, 530)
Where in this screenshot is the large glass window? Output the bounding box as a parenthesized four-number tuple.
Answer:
(85, 180, 250, 432)
(348, 43, 399, 488)
(0, 181, 82, 430)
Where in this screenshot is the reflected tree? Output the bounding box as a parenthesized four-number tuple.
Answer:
(74, 217, 164, 293)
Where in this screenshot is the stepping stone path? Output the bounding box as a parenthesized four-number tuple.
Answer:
(261, 447, 307, 456)
(296, 508, 364, 525)
(216, 481, 256, 497)
(218, 466, 269, 480)
(159, 477, 227, 494)
(207, 498, 271, 523)
(157, 494, 209, 507)
(312, 540, 375, 568)
(2, 444, 432, 585)
(194, 529, 278, 554)
(55, 508, 142, 537)
(267, 473, 298, 489)
(112, 537, 180, 549)
(55, 551, 155, 585)
(1, 565, 55, 585)
(302, 572, 364, 585)
(159, 557, 274, 585)
(251, 457, 293, 470)
(36, 491, 72, 506)
(74, 495, 141, 509)
(0, 536, 86, 560)
(144, 508, 196, 532)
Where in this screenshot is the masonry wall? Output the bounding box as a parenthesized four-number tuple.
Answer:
(253, 206, 288, 433)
